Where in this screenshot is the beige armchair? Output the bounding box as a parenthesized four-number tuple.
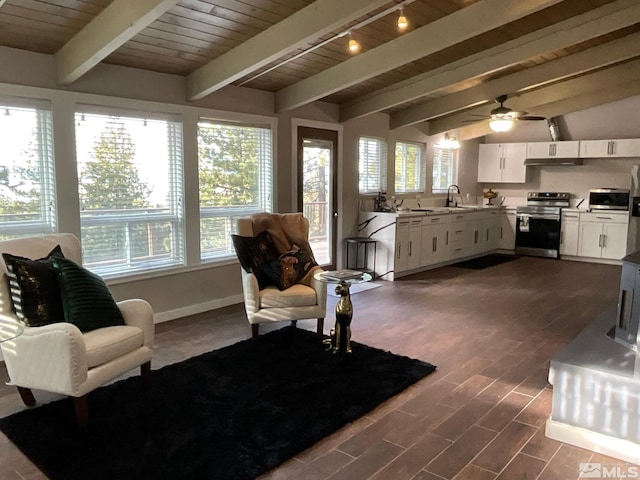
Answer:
(0, 233, 154, 426)
(235, 213, 327, 339)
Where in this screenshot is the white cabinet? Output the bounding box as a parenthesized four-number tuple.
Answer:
(449, 212, 474, 258)
(578, 212, 629, 260)
(395, 219, 410, 272)
(421, 215, 450, 266)
(579, 139, 640, 158)
(499, 209, 517, 250)
(560, 211, 580, 256)
(483, 209, 501, 251)
(478, 143, 527, 183)
(407, 218, 422, 270)
(527, 141, 580, 158)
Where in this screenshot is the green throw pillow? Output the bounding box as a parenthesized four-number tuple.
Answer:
(51, 257, 125, 333)
(2, 245, 66, 327)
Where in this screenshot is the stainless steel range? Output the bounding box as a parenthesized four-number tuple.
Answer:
(515, 192, 570, 258)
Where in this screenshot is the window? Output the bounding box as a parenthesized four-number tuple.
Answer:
(395, 141, 425, 193)
(75, 110, 184, 278)
(432, 146, 458, 194)
(358, 136, 387, 194)
(0, 100, 56, 240)
(197, 120, 273, 260)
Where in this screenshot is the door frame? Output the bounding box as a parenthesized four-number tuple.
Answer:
(291, 118, 343, 268)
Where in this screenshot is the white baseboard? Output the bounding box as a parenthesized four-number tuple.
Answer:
(153, 294, 244, 324)
(546, 418, 640, 465)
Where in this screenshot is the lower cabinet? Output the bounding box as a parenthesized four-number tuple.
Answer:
(421, 215, 450, 266)
(560, 211, 579, 256)
(577, 212, 628, 260)
(499, 209, 516, 250)
(395, 219, 410, 272)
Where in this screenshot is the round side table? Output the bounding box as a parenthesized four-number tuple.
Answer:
(314, 270, 372, 354)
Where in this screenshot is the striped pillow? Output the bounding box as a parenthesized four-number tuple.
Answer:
(51, 257, 125, 332)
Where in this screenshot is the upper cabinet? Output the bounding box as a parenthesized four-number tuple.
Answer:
(478, 143, 527, 183)
(579, 139, 640, 158)
(526, 141, 580, 159)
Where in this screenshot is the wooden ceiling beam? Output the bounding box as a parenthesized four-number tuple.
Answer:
(276, 0, 563, 113)
(390, 31, 640, 129)
(55, 0, 178, 85)
(340, 0, 640, 122)
(429, 58, 640, 135)
(186, 0, 390, 101)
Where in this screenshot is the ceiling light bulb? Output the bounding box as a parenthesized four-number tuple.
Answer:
(348, 36, 361, 54)
(438, 133, 460, 149)
(397, 9, 408, 31)
(489, 117, 514, 132)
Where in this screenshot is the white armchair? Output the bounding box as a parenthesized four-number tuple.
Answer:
(0, 233, 154, 426)
(235, 213, 327, 339)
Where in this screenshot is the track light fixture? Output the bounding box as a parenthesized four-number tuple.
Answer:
(347, 33, 361, 54)
(397, 9, 409, 31)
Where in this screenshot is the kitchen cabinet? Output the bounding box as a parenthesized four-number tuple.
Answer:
(477, 143, 527, 183)
(499, 209, 517, 250)
(578, 212, 629, 260)
(449, 212, 474, 258)
(483, 209, 501, 251)
(407, 218, 422, 270)
(395, 219, 410, 272)
(560, 211, 580, 256)
(526, 141, 580, 158)
(421, 215, 450, 266)
(579, 139, 640, 158)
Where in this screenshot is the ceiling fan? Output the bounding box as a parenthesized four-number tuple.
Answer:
(467, 95, 546, 132)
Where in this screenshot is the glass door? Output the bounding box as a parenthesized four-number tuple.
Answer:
(297, 126, 338, 270)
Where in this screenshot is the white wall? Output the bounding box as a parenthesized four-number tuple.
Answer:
(481, 95, 640, 203)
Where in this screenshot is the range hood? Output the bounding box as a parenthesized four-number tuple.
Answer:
(524, 158, 583, 166)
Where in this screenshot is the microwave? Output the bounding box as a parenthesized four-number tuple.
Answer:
(589, 188, 630, 211)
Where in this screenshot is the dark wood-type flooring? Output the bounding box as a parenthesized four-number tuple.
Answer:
(0, 256, 635, 479)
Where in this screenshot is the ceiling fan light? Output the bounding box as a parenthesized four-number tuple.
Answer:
(397, 10, 409, 31)
(489, 118, 514, 132)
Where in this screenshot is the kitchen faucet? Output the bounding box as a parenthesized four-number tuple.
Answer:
(445, 184, 460, 207)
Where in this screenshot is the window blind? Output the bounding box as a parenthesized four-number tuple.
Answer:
(358, 136, 387, 194)
(395, 141, 425, 193)
(197, 121, 273, 261)
(75, 111, 185, 278)
(0, 103, 56, 240)
(432, 146, 458, 193)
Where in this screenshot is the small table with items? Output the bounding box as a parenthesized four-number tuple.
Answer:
(314, 270, 372, 354)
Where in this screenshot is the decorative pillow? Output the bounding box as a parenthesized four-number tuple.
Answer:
(51, 257, 125, 333)
(2, 246, 66, 327)
(261, 244, 318, 291)
(231, 231, 280, 289)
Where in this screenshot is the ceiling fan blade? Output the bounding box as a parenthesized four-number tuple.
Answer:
(518, 115, 546, 121)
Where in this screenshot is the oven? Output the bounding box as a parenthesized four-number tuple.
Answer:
(515, 192, 570, 259)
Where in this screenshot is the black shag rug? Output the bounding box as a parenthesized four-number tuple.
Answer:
(0, 327, 436, 480)
(454, 254, 518, 270)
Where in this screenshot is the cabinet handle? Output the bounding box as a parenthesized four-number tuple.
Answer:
(602, 234, 606, 248)
(564, 214, 578, 218)
(397, 243, 401, 258)
(486, 229, 489, 241)
(596, 217, 612, 220)
(474, 230, 478, 244)
(560, 231, 564, 244)
(608, 141, 613, 155)
(598, 234, 603, 248)
(446, 231, 449, 245)
(433, 237, 437, 252)
(409, 241, 412, 256)
(500, 227, 503, 239)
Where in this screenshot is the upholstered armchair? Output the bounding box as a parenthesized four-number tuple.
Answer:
(0, 233, 154, 426)
(234, 213, 326, 339)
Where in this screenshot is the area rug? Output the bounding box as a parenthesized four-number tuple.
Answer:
(454, 253, 518, 270)
(327, 281, 382, 297)
(0, 327, 436, 480)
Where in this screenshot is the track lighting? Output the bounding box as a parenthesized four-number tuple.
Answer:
(347, 33, 361, 54)
(397, 9, 408, 31)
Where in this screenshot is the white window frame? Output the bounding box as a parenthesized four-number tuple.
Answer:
(358, 136, 387, 194)
(432, 146, 458, 194)
(75, 107, 185, 278)
(0, 98, 56, 239)
(395, 140, 426, 193)
(197, 119, 274, 262)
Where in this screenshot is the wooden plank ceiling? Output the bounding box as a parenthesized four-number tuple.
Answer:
(0, 0, 638, 139)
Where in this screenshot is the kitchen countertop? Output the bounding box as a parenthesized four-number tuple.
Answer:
(364, 205, 501, 217)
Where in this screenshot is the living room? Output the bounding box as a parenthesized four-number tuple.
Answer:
(1, 1, 640, 478)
